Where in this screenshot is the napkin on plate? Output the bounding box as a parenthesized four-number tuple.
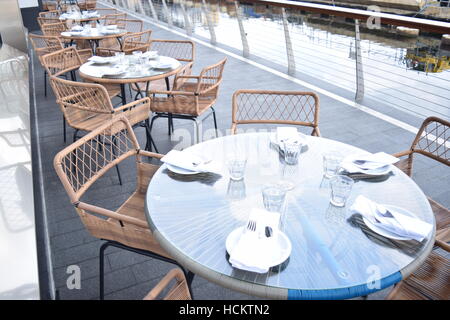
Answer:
(350, 195, 432, 241)
(161, 150, 215, 173)
(229, 209, 281, 273)
(341, 152, 399, 174)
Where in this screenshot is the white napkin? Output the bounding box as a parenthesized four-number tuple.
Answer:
(229, 209, 281, 273)
(82, 65, 105, 77)
(143, 51, 158, 59)
(276, 127, 299, 145)
(350, 195, 432, 241)
(161, 150, 215, 173)
(341, 152, 399, 174)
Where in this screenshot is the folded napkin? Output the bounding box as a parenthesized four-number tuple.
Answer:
(350, 195, 432, 241)
(341, 152, 399, 174)
(229, 209, 281, 273)
(82, 65, 105, 77)
(143, 51, 158, 59)
(276, 127, 299, 145)
(161, 150, 216, 173)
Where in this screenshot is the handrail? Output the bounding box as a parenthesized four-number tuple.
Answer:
(241, 0, 450, 34)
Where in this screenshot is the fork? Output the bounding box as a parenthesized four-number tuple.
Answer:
(246, 220, 257, 233)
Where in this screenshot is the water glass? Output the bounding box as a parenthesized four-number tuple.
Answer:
(323, 151, 343, 178)
(114, 52, 125, 64)
(227, 158, 247, 180)
(262, 183, 286, 213)
(329, 175, 354, 207)
(283, 140, 301, 165)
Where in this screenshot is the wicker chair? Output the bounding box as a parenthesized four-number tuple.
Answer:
(41, 47, 123, 144)
(101, 13, 127, 26)
(77, 0, 96, 10)
(387, 116, 449, 300)
(41, 21, 67, 37)
(53, 116, 194, 299)
(231, 90, 321, 136)
(49, 75, 154, 148)
(149, 58, 227, 143)
(132, 39, 195, 97)
(96, 30, 153, 56)
(41, 47, 119, 98)
(116, 19, 143, 33)
(144, 268, 192, 300)
(29, 34, 92, 97)
(39, 9, 60, 18)
(37, 17, 61, 28)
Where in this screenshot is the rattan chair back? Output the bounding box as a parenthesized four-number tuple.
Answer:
(41, 22, 67, 36)
(29, 34, 63, 62)
(50, 76, 113, 126)
(39, 10, 61, 18)
(54, 116, 137, 202)
(38, 17, 62, 28)
(149, 39, 195, 62)
(41, 47, 82, 77)
(122, 30, 152, 53)
(231, 90, 321, 136)
(102, 13, 127, 26)
(116, 19, 143, 33)
(53, 116, 168, 254)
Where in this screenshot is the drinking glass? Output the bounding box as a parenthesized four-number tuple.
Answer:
(262, 183, 286, 213)
(323, 151, 343, 178)
(227, 158, 247, 180)
(329, 175, 354, 207)
(283, 140, 302, 165)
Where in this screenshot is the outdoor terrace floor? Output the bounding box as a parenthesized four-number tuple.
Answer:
(29, 6, 449, 300)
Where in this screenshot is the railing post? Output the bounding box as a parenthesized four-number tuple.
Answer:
(354, 19, 365, 102)
(202, 0, 216, 45)
(162, 0, 173, 28)
(136, 0, 146, 15)
(234, 1, 249, 58)
(180, 0, 193, 36)
(146, 0, 159, 21)
(281, 8, 296, 76)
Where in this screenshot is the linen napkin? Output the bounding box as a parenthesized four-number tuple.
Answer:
(350, 195, 433, 241)
(143, 51, 158, 59)
(341, 152, 399, 174)
(161, 150, 215, 173)
(276, 127, 299, 145)
(229, 209, 281, 273)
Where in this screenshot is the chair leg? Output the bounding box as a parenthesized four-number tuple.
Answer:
(73, 129, 79, 143)
(191, 118, 201, 144)
(44, 70, 47, 97)
(99, 241, 110, 300)
(111, 136, 123, 186)
(63, 117, 67, 143)
(211, 107, 218, 137)
(98, 240, 195, 300)
(185, 271, 196, 299)
(168, 113, 173, 136)
(144, 119, 159, 153)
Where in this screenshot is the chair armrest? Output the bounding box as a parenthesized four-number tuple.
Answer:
(150, 90, 196, 96)
(392, 150, 413, 158)
(77, 202, 149, 229)
(96, 47, 122, 56)
(143, 268, 188, 300)
(138, 150, 164, 160)
(114, 97, 150, 112)
(435, 237, 450, 252)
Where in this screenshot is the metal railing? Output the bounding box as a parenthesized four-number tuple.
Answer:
(102, 0, 450, 120)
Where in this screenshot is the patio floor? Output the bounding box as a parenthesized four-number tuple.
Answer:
(29, 6, 449, 300)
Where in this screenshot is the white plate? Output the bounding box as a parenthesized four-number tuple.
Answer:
(154, 63, 173, 69)
(362, 205, 416, 241)
(342, 155, 393, 176)
(166, 163, 200, 175)
(226, 226, 292, 269)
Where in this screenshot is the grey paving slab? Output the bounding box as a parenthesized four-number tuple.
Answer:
(29, 6, 449, 300)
